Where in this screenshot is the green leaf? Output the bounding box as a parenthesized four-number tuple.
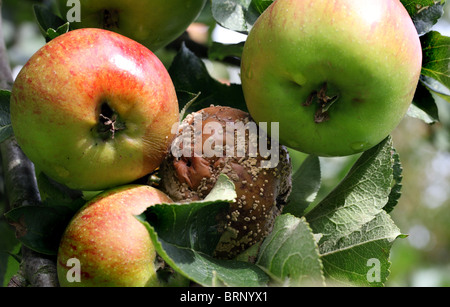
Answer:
(305, 137, 402, 286)
(421, 75, 450, 102)
(400, 0, 445, 35)
(407, 81, 440, 124)
(211, 0, 260, 33)
(145, 174, 234, 255)
(320, 211, 402, 287)
(235, 241, 261, 263)
(420, 31, 450, 96)
(0, 219, 20, 287)
(45, 22, 70, 41)
(208, 42, 245, 62)
(5, 205, 75, 255)
(179, 91, 201, 121)
(0, 90, 13, 144)
(2, 247, 21, 287)
(33, 4, 68, 41)
(250, 0, 275, 14)
(257, 214, 325, 286)
(282, 155, 321, 218)
(287, 148, 309, 174)
(383, 148, 403, 214)
(36, 171, 86, 212)
(169, 43, 248, 114)
(306, 137, 394, 245)
(203, 173, 237, 202)
(4, 172, 86, 255)
(401, 0, 446, 15)
(142, 174, 269, 286)
(146, 230, 269, 287)
(146, 196, 230, 256)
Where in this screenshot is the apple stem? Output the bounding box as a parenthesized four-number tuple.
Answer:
(303, 82, 339, 124)
(102, 9, 120, 30)
(94, 103, 126, 141)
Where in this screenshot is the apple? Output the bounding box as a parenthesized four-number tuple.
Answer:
(56, 0, 207, 51)
(57, 184, 173, 287)
(160, 106, 292, 259)
(10, 28, 179, 191)
(241, 0, 422, 156)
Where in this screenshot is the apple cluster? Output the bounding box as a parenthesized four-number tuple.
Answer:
(8, 0, 422, 287)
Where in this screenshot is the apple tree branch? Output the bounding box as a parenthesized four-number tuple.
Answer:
(0, 0, 59, 287)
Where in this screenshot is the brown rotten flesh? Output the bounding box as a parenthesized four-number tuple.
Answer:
(159, 106, 292, 259)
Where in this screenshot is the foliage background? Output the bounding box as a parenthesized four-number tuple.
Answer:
(0, 0, 449, 287)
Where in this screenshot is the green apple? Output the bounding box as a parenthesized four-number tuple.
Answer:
(241, 0, 422, 156)
(57, 184, 172, 287)
(10, 28, 179, 191)
(56, 0, 207, 51)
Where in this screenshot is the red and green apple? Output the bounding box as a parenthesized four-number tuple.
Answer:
(10, 28, 179, 191)
(57, 184, 172, 287)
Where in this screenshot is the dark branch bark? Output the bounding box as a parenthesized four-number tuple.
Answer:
(1, 138, 41, 209)
(0, 0, 59, 287)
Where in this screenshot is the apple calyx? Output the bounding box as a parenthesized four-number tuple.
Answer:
(94, 102, 126, 141)
(102, 9, 120, 30)
(302, 82, 340, 123)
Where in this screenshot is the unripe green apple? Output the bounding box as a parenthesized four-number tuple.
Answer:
(241, 0, 422, 156)
(56, 0, 207, 51)
(10, 28, 179, 191)
(57, 185, 172, 287)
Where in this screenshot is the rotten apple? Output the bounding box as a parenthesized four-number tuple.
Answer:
(159, 106, 292, 259)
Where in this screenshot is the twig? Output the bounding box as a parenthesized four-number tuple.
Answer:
(0, 0, 59, 287)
